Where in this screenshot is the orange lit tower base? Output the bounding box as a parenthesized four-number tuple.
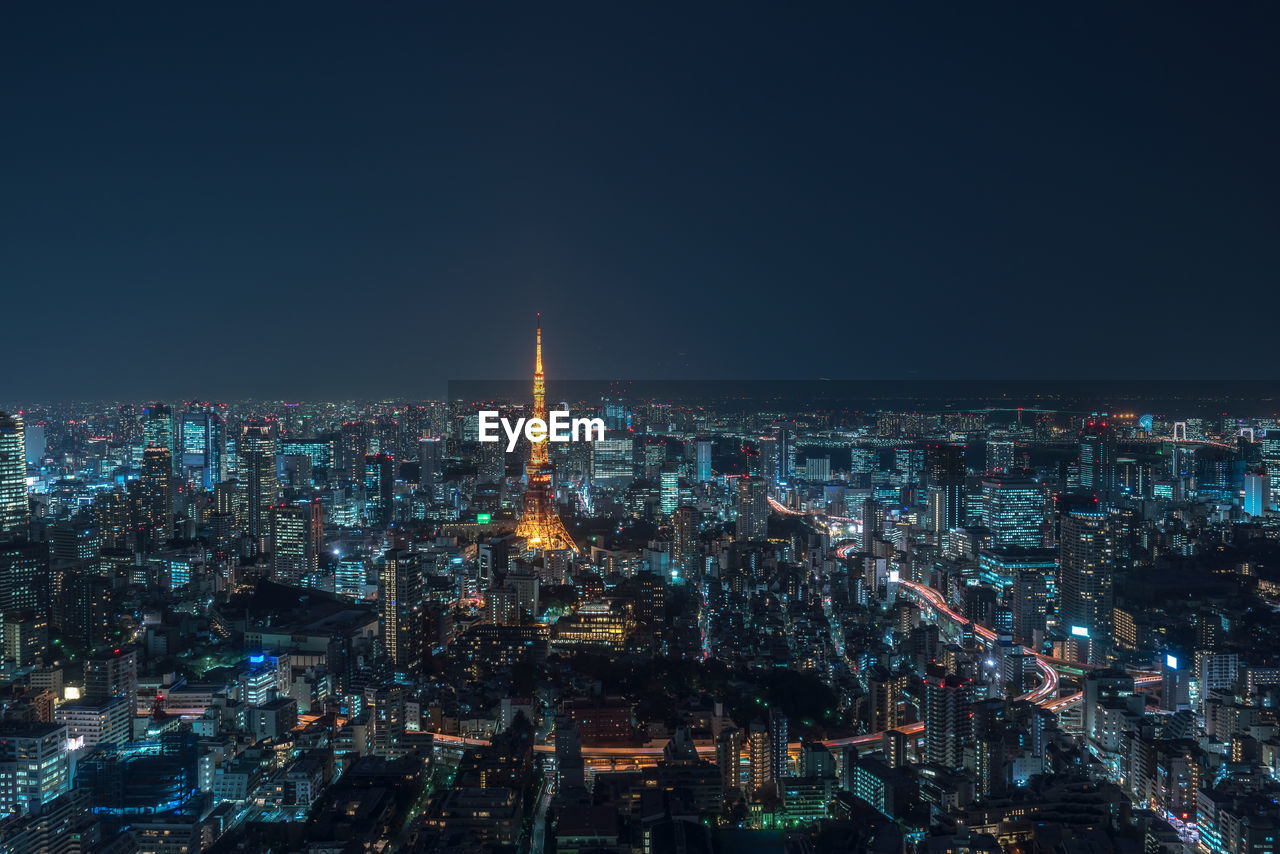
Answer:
(515, 322, 578, 553)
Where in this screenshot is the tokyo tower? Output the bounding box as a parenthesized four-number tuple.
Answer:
(514, 319, 578, 552)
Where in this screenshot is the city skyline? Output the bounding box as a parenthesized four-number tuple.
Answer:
(5, 5, 1280, 852)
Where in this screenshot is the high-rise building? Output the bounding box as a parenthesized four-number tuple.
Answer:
(1261, 430, 1280, 507)
(514, 324, 578, 552)
(419, 436, 443, 496)
(0, 540, 48, 620)
(987, 439, 1015, 474)
(924, 674, 972, 769)
(380, 549, 424, 675)
(659, 463, 679, 516)
(927, 443, 965, 535)
(238, 424, 278, 542)
(364, 453, 395, 526)
(672, 506, 699, 578)
(1244, 469, 1268, 517)
(804, 456, 831, 482)
(142, 446, 173, 549)
(695, 439, 713, 483)
(271, 502, 322, 584)
(747, 719, 770, 794)
(1059, 509, 1114, 665)
(591, 438, 634, 490)
(981, 474, 1045, 548)
(0, 412, 28, 540)
(1079, 419, 1116, 501)
(0, 723, 71, 817)
(338, 422, 368, 485)
(715, 727, 741, 791)
(758, 435, 779, 486)
(83, 646, 138, 706)
(861, 497, 879, 551)
(768, 708, 789, 783)
(179, 409, 224, 489)
(1011, 568, 1049, 647)
(735, 476, 769, 542)
(142, 403, 177, 473)
(866, 667, 906, 732)
(642, 441, 666, 481)
(336, 556, 367, 601)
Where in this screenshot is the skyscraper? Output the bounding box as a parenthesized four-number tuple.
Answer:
(1012, 568, 1049, 647)
(735, 476, 769, 542)
(672, 506, 699, 578)
(981, 474, 1045, 548)
(364, 453, 395, 526)
(271, 502, 323, 584)
(180, 408, 224, 489)
(1244, 469, 1268, 517)
(758, 435, 779, 486)
(1079, 419, 1116, 501)
(924, 674, 972, 769)
(142, 403, 177, 473)
(142, 446, 173, 549)
(747, 719, 770, 794)
(514, 322, 577, 552)
(769, 708, 789, 782)
(590, 438, 633, 489)
(338, 422, 368, 485)
(695, 439, 713, 483)
(927, 442, 965, 535)
(238, 424, 278, 543)
(419, 436, 443, 496)
(1059, 508, 1114, 665)
(659, 462, 679, 515)
(0, 412, 28, 540)
(380, 549, 424, 675)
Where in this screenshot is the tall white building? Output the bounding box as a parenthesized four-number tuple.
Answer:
(0, 412, 27, 539)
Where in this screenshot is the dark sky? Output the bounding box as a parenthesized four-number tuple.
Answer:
(4, 3, 1278, 401)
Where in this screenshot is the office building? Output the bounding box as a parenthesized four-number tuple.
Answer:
(271, 502, 323, 584)
(1079, 419, 1116, 500)
(0, 412, 28, 540)
(0, 723, 71, 817)
(238, 424, 278, 542)
(179, 408, 224, 490)
(419, 436, 443, 495)
(735, 476, 769, 542)
(981, 474, 1044, 548)
(1059, 509, 1114, 665)
(142, 446, 173, 549)
(927, 443, 965, 535)
(695, 439, 713, 483)
(364, 453, 395, 526)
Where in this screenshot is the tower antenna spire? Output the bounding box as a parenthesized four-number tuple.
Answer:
(515, 317, 577, 553)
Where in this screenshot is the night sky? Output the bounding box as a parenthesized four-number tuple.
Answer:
(4, 4, 1278, 401)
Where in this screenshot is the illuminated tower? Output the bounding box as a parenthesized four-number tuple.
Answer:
(515, 321, 577, 552)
